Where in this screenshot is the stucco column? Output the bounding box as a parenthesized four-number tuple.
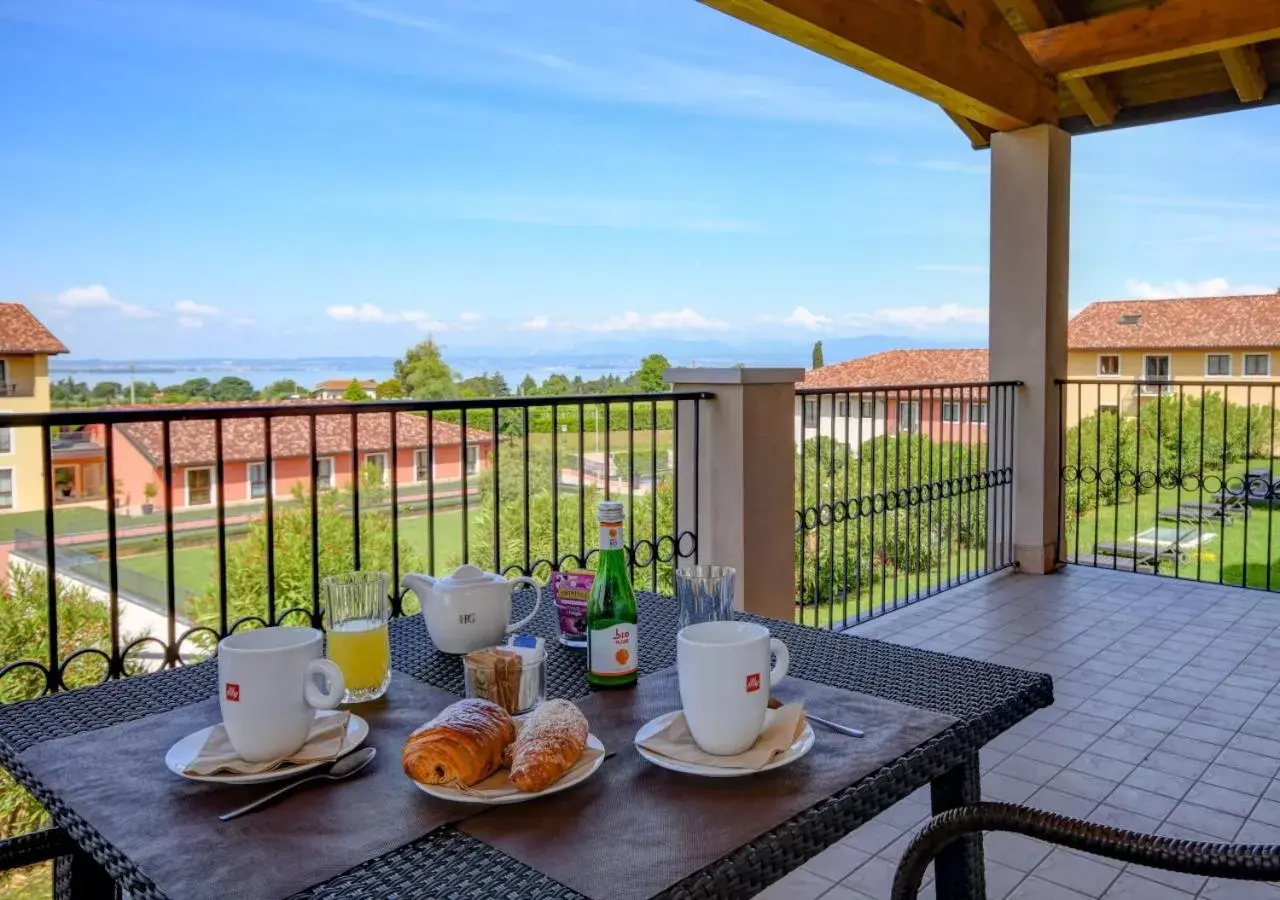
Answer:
(989, 124, 1071, 574)
(666, 368, 804, 619)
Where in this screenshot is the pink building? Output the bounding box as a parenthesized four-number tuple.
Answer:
(111, 405, 492, 513)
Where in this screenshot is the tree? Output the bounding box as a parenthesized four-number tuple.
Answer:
(458, 373, 510, 398)
(91, 381, 123, 401)
(51, 378, 90, 406)
(375, 378, 404, 399)
(211, 376, 258, 402)
(0, 565, 143, 886)
(812, 341, 824, 370)
(263, 379, 309, 400)
(188, 480, 427, 640)
(518, 375, 537, 397)
(133, 380, 159, 401)
(393, 339, 457, 400)
(180, 377, 213, 399)
(540, 374, 572, 396)
(633, 354, 671, 393)
(342, 379, 369, 402)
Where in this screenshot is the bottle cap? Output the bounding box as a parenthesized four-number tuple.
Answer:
(597, 499, 625, 522)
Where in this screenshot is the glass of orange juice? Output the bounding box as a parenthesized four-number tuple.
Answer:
(322, 572, 391, 703)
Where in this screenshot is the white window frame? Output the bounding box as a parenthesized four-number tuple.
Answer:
(940, 401, 962, 423)
(0, 466, 14, 510)
(969, 402, 988, 424)
(802, 397, 818, 428)
(834, 396, 849, 418)
(1205, 353, 1232, 378)
(413, 449, 432, 483)
(1097, 354, 1121, 377)
(1244, 353, 1271, 377)
(363, 452, 389, 485)
(0, 409, 10, 456)
(466, 444, 480, 475)
(1141, 355, 1171, 394)
(247, 460, 274, 500)
(184, 467, 215, 508)
(859, 397, 880, 419)
(897, 400, 920, 431)
(315, 456, 335, 490)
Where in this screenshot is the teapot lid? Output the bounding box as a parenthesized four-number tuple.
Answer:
(437, 563, 503, 587)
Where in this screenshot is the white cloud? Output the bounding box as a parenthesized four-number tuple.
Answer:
(177, 316, 203, 329)
(860, 304, 988, 329)
(759, 306, 833, 331)
(326, 303, 470, 331)
(1123, 278, 1276, 300)
(175, 299, 220, 316)
(515, 315, 550, 331)
(917, 264, 987, 275)
(327, 303, 401, 323)
(584, 307, 729, 333)
(56, 284, 160, 318)
(231, 316, 256, 327)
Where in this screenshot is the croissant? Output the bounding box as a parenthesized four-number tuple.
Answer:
(506, 699, 589, 793)
(402, 698, 516, 787)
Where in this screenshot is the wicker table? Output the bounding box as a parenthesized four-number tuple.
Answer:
(0, 591, 1052, 900)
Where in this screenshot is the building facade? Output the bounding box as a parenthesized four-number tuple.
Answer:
(314, 379, 378, 400)
(1066, 294, 1280, 421)
(0, 304, 69, 513)
(796, 349, 991, 450)
(110, 405, 492, 513)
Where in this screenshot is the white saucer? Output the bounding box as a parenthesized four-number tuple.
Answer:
(165, 711, 370, 785)
(410, 732, 607, 805)
(633, 710, 815, 778)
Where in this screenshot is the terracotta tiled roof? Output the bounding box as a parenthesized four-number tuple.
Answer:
(801, 349, 989, 389)
(1069, 295, 1280, 350)
(113, 401, 491, 468)
(315, 379, 377, 391)
(0, 303, 69, 355)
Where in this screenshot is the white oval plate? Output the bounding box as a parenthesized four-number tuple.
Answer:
(410, 733, 607, 805)
(165, 711, 369, 785)
(633, 710, 815, 778)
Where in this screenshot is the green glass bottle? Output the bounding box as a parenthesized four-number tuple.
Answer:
(587, 500, 638, 687)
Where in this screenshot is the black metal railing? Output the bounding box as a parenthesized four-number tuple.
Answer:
(1059, 378, 1280, 589)
(0, 393, 708, 700)
(795, 381, 1019, 630)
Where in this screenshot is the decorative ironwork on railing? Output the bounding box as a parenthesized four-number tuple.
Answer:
(794, 381, 1019, 630)
(0, 393, 708, 700)
(1058, 378, 1280, 590)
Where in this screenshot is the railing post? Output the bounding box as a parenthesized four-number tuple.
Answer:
(990, 124, 1071, 574)
(666, 367, 804, 619)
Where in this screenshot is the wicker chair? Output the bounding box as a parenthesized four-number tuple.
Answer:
(891, 802, 1280, 899)
(0, 829, 119, 899)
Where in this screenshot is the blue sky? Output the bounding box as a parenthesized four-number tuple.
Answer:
(2, 0, 1279, 360)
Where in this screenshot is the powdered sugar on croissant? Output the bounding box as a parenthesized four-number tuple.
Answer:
(507, 699, 589, 793)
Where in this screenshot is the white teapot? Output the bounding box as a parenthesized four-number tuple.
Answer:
(401, 565, 542, 655)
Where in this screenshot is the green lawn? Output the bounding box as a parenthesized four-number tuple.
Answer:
(113, 510, 473, 601)
(526, 429, 673, 455)
(795, 549, 989, 629)
(1066, 493, 1280, 589)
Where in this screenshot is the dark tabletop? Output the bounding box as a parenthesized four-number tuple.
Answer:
(0, 591, 1053, 900)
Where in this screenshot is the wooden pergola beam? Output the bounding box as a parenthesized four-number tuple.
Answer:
(1023, 0, 1280, 79)
(1220, 46, 1268, 103)
(1064, 75, 1117, 126)
(945, 110, 994, 148)
(699, 0, 1057, 130)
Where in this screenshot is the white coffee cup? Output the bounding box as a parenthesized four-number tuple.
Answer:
(677, 620, 790, 756)
(217, 626, 346, 762)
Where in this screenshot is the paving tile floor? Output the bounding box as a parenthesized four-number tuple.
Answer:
(753, 566, 1280, 900)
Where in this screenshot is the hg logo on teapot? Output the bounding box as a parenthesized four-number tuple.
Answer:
(458, 613, 476, 625)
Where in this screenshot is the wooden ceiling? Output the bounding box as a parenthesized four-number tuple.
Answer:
(698, 0, 1280, 147)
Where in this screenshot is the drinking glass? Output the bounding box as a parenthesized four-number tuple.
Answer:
(675, 566, 737, 630)
(322, 571, 391, 703)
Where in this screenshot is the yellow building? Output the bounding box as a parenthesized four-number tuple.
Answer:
(0, 303, 69, 513)
(1066, 294, 1280, 422)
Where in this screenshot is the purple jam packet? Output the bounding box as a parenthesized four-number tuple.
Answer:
(551, 570, 593, 645)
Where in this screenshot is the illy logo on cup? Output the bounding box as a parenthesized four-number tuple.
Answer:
(225, 683, 240, 702)
(745, 673, 761, 693)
